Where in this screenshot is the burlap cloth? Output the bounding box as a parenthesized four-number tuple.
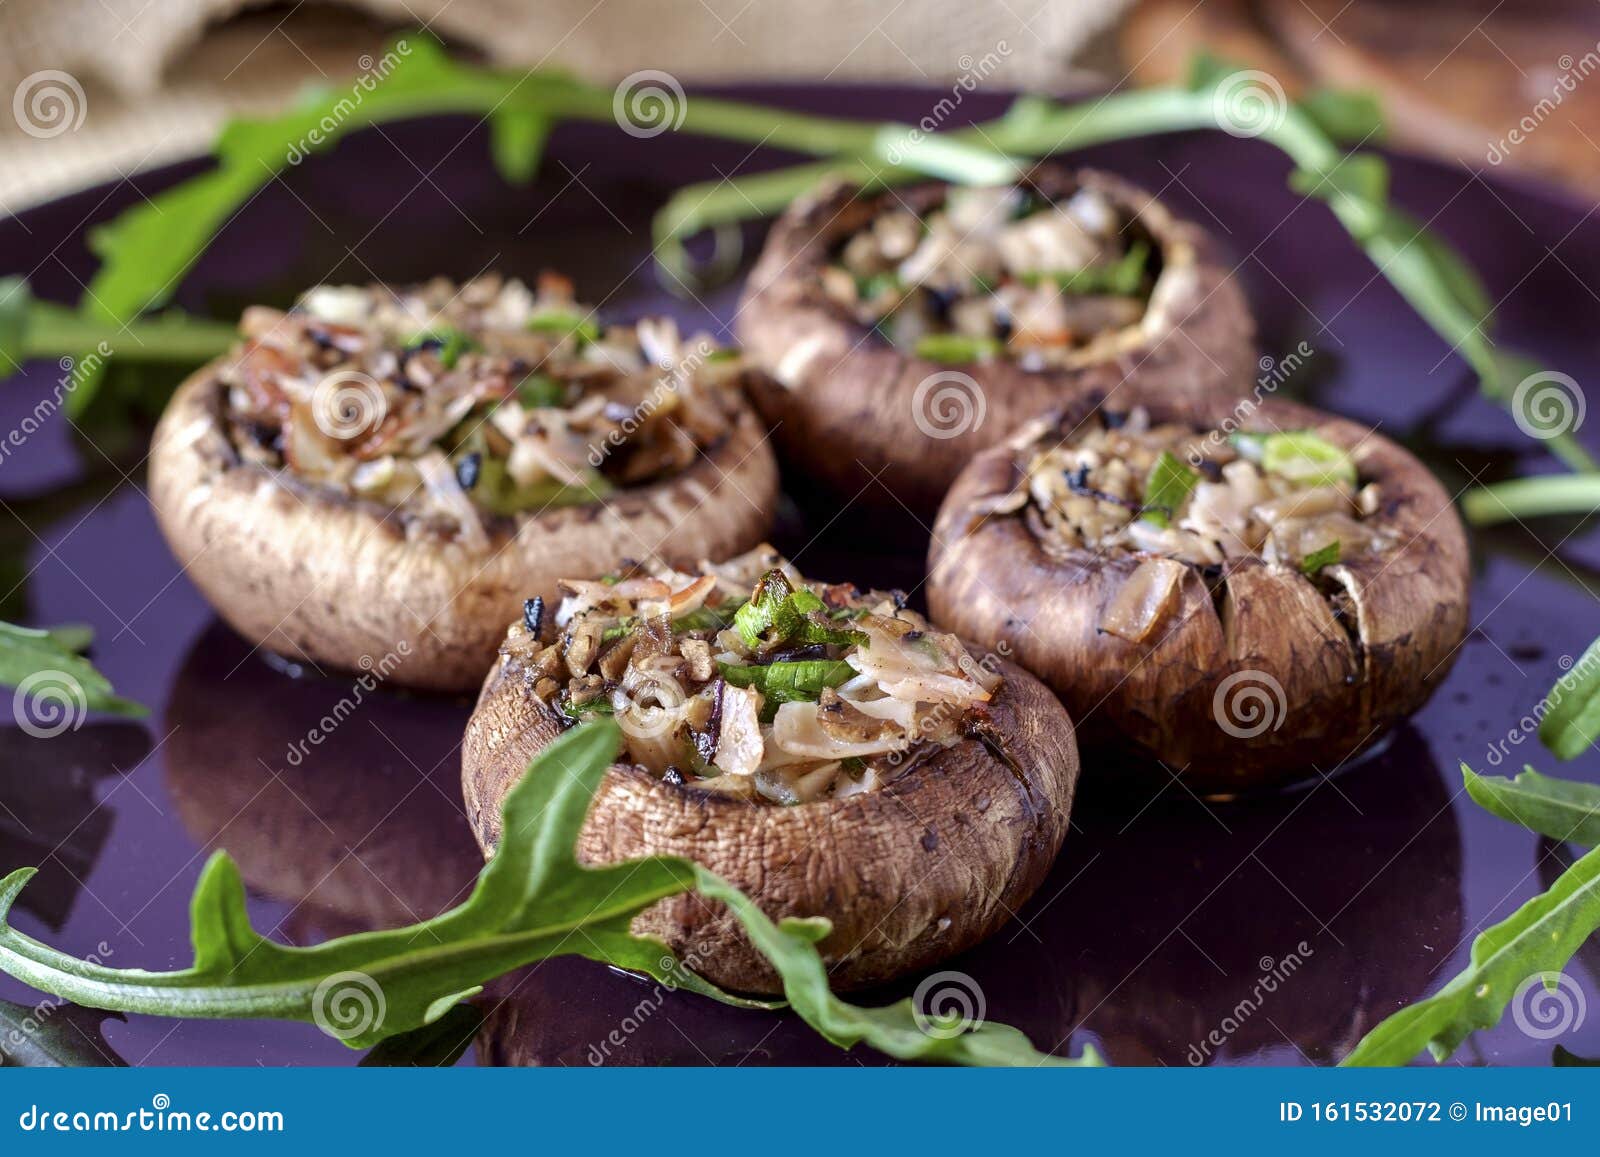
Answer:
(0, 0, 1130, 211)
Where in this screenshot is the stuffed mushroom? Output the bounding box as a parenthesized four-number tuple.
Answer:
(462, 545, 1080, 993)
(927, 398, 1470, 792)
(149, 274, 778, 691)
(737, 164, 1257, 511)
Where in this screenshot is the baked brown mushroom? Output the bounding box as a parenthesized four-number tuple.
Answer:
(737, 164, 1257, 512)
(149, 274, 778, 692)
(927, 397, 1470, 792)
(462, 546, 1080, 993)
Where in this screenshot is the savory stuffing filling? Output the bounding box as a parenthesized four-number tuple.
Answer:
(218, 274, 745, 546)
(504, 546, 1002, 804)
(985, 410, 1389, 642)
(823, 184, 1156, 368)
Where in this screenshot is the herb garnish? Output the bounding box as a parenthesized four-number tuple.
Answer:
(1141, 451, 1200, 529)
(0, 622, 145, 719)
(1342, 769, 1600, 1066)
(719, 659, 856, 704)
(0, 720, 1097, 1067)
(1536, 634, 1600, 761)
(912, 334, 1005, 364)
(1300, 540, 1341, 576)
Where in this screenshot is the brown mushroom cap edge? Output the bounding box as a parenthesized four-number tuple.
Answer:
(927, 395, 1471, 792)
(148, 362, 780, 692)
(736, 163, 1259, 511)
(462, 650, 1080, 994)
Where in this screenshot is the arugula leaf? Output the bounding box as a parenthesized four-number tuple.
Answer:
(1141, 451, 1199, 528)
(1555, 1045, 1600, 1066)
(0, 723, 702, 1048)
(1300, 540, 1341, 576)
(358, 1003, 481, 1067)
(1297, 88, 1385, 145)
(691, 870, 1100, 1066)
(1539, 636, 1600, 760)
(0, 719, 1087, 1066)
(0, 622, 146, 718)
(1464, 765, 1600, 847)
(1341, 801, 1600, 1065)
(1344, 761, 1600, 1068)
(489, 107, 552, 185)
(0, 999, 127, 1067)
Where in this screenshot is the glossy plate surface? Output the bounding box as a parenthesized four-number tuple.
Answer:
(0, 84, 1597, 1066)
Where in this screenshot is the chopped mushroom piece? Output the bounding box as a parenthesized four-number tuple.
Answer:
(1100, 557, 1186, 643)
(510, 545, 997, 802)
(1013, 408, 1391, 568)
(216, 274, 747, 539)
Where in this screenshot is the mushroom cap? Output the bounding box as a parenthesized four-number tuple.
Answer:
(927, 396, 1471, 791)
(736, 164, 1258, 512)
(462, 652, 1080, 994)
(148, 361, 779, 692)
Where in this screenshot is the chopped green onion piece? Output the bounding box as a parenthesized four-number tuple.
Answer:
(469, 457, 612, 515)
(1024, 239, 1151, 296)
(1300, 540, 1341, 576)
(853, 272, 901, 300)
(527, 311, 600, 345)
(1227, 431, 1269, 462)
(1141, 450, 1201, 528)
(407, 326, 478, 369)
(718, 659, 856, 704)
(601, 602, 739, 645)
(787, 589, 824, 615)
(557, 693, 614, 719)
(913, 333, 1006, 363)
(733, 570, 796, 647)
(1261, 431, 1357, 488)
(516, 373, 566, 409)
(733, 573, 866, 650)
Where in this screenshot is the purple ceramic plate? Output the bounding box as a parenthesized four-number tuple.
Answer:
(0, 83, 1597, 1067)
